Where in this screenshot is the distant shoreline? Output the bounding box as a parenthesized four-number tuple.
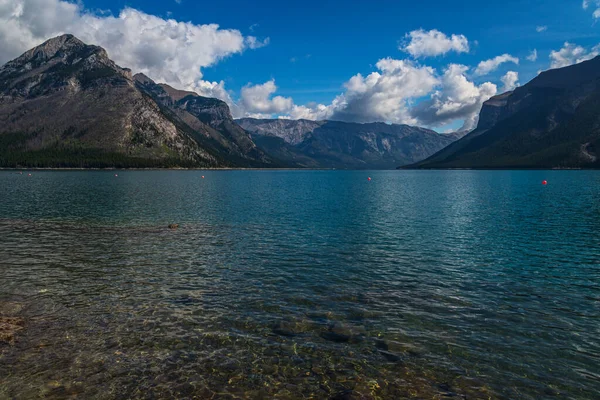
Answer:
(1, 167, 599, 171)
(0, 167, 335, 171)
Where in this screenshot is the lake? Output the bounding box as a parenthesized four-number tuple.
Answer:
(0, 170, 599, 399)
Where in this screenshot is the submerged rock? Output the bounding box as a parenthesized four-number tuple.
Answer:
(272, 321, 300, 337)
(321, 323, 365, 343)
(271, 319, 316, 337)
(0, 316, 24, 345)
(377, 350, 402, 363)
(329, 389, 358, 400)
(321, 330, 351, 343)
(0, 302, 23, 315)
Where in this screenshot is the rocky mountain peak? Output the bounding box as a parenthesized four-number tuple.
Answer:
(159, 84, 199, 102)
(1, 34, 110, 72)
(133, 72, 155, 85)
(0, 35, 271, 168)
(0, 34, 131, 98)
(24, 34, 86, 60)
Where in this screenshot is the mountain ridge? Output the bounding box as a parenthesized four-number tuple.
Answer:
(404, 55, 600, 169)
(0, 34, 271, 168)
(238, 118, 465, 169)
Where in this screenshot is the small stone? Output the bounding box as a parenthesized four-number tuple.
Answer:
(175, 382, 195, 396)
(378, 350, 402, 363)
(330, 389, 354, 400)
(374, 339, 388, 350)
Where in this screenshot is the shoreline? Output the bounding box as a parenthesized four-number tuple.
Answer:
(1, 167, 600, 171)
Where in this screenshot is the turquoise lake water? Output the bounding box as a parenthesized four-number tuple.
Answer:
(0, 170, 599, 399)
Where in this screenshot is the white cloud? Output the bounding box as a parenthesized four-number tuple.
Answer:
(234, 80, 337, 121)
(527, 49, 538, 62)
(536, 26, 547, 32)
(286, 103, 337, 120)
(330, 58, 439, 124)
(0, 0, 268, 102)
(401, 29, 469, 58)
(411, 64, 497, 130)
(241, 59, 443, 125)
(192, 79, 236, 108)
(474, 54, 519, 76)
(239, 80, 294, 114)
(549, 42, 600, 68)
(242, 58, 497, 130)
(500, 71, 519, 92)
(245, 36, 270, 49)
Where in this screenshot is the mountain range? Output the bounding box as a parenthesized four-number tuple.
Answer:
(406, 55, 600, 169)
(237, 118, 464, 169)
(0, 35, 463, 169)
(2, 34, 599, 170)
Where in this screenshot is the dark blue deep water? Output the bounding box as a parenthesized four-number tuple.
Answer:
(0, 170, 599, 399)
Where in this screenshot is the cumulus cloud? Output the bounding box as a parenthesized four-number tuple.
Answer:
(549, 42, 600, 68)
(536, 26, 547, 32)
(242, 58, 498, 130)
(0, 0, 268, 103)
(474, 54, 519, 76)
(330, 58, 439, 124)
(240, 58, 445, 125)
(500, 71, 519, 92)
(527, 49, 538, 62)
(401, 29, 469, 58)
(239, 80, 294, 114)
(233, 79, 338, 121)
(411, 64, 497, 131)
(282, 103, 335, 121)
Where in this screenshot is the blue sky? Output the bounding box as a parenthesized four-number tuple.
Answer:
(1, 0, 600, 131)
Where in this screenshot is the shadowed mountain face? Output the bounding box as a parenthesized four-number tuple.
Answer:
(237, 118, 464, 169)
(0, 35, 271, 168)
(407, 56, 600, 169)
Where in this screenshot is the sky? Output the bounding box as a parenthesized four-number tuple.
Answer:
(1, 0, 600, 132)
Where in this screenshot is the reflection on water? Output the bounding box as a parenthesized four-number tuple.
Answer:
(0, 170, 599, 399)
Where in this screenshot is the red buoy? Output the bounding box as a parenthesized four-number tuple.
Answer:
(28, 173, 31, 176)
(114, 174, 118, 177)
(542, 180, 547, 185)
(368, 177, 372, 181)
(202, 176, 205, 179)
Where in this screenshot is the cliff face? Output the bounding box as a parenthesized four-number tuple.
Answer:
(238, 118, 324, 145)
(476, 92, 514, 131)
(134, 77, 271, 166)
(238, 118, 464, 169)
(0, 35, 271, 168)
(407, 56, 600, 169)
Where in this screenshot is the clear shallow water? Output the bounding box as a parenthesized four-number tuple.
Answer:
(0, 170, 599, 399)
